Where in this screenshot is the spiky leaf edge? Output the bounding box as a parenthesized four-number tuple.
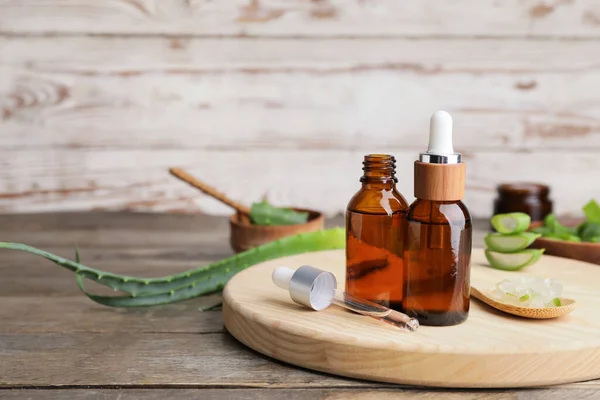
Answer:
(1, 228, 345, 307)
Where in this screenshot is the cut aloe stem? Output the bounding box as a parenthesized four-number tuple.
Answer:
(485, 249, 545, 271)
(491, 213, 531, 234)
(484, 232, 541, 253)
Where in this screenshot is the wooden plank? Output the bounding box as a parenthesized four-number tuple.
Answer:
(0, 211, 344, 235)
(2, 388, 600, 400)
(0, 0, 599, 37)
(0, 211, 230, 233)
(0, 212, 343, 247)
(0, 297, 224, 333)
(0, 212, 233, 249)
(0, 331, 597, 389)
(0, 149, 598, 218)
(2, 37, 600, 152)
(4, 37, 600, 75)
(0, 332, 387, 388)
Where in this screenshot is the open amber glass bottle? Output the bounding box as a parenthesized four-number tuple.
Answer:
(345, 154, 409, 309)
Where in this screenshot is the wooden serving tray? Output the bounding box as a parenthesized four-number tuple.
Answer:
(222, 249, 600, 388)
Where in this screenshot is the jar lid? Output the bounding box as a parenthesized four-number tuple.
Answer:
(497, 182, 550, 196)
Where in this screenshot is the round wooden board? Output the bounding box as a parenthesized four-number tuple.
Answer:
(222, 249, 600, 388)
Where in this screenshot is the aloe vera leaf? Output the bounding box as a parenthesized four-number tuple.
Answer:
(76, 265, 234, 307)
(75, 274, 228, 307)
(484, 232, 540, 253)
(491, 213, 530, 234)
(250, 201, 309, 225)
(583, 199, 600, 223)
(530, 226, 550, 235)
(1, 228, 345, 298)
(75, 228, 345, 307)
(544, 214, 577, 236)
(543, 233, 581, 242)
(76, 228, 345, 307)
(578, 221, 600, 242)
(0, 242, 152, 294)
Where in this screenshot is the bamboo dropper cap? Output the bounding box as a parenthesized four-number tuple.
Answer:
(414, 111, 466, 201)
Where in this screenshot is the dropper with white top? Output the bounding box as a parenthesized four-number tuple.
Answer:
(403, 110, 471, 326)
(272, 265, 419, 332)
(414, 110, 466, 202)
(420, 110, 462, 165)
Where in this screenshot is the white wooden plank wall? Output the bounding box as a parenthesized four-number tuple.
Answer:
(1, 0, 599, 218)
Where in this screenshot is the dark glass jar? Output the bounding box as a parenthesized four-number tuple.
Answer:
(493, 183, 553, 223)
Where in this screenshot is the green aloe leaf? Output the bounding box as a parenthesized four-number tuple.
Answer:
(544, 214, 578, 237)
(484, 232, 540, 253)
(75, 274, 229, 307)
(1, 228, 345, 307)
(583, 199, 600, 224)
(578, 221, 600, 243)
(543, 233, 581, 242)
(529, 199, 600, 243)
(250, 201, 309, 225)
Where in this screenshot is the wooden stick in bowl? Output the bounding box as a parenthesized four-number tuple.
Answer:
(169, 167, 251, 216)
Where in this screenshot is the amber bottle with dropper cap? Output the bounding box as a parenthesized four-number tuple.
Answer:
(402, 111, 472, 326)
(345, 154, 409, 308)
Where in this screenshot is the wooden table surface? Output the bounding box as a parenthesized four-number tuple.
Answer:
(1, 212, 598, 400)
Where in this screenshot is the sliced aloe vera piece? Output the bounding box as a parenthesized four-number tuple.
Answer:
(491, 213, 531, 234)
(484, 232, 541, 253)
(485, 249, 545, 271)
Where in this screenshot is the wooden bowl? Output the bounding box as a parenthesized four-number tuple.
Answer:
(529, 218, 600, 265)
(229, 208, 325, 253)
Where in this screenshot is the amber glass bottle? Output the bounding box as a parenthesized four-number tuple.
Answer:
(403, 199, 472, 326)
(345, 154, 409, 309)
(402, 110, 472, 326)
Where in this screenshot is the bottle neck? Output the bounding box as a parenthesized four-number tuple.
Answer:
(360, 154, 397, 189)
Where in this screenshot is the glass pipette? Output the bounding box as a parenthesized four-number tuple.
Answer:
(272, 265, 419, 332)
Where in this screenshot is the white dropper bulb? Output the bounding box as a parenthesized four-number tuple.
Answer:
(427, 110, 454, 155)
(272, 266, 295, 290)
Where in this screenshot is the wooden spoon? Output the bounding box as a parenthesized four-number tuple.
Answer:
(471, 287, 577, 319)
(169, 167, 251, 216)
